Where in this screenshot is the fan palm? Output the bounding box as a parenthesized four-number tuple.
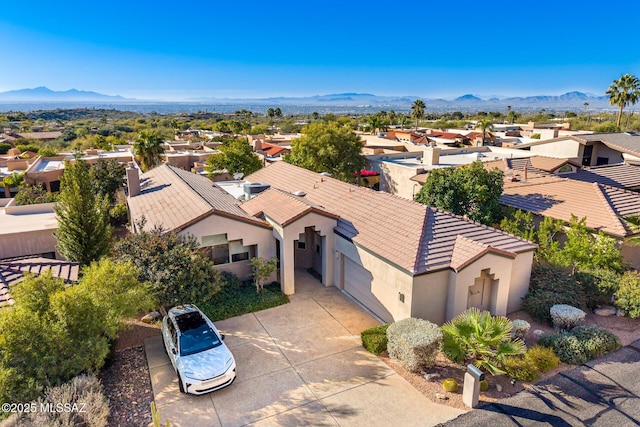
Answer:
(606, 74, 640, 128)
(133, 130, 165, 171)
(441, 307, 526, 375)
(475, 119, 493, 146)
(411, 99, 426, 131)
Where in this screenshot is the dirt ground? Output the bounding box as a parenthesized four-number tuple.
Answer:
(114, 317, 161, 352)
(381, 310, 640, 411)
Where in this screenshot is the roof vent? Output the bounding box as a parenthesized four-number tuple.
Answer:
(293, 190, 306, 197)
(319, 172, 331, 177)
(243, 182, 270, 201)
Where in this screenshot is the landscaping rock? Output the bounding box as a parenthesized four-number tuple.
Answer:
(141, 311, 161, 323)
(496, 384, 503, 392)
(424, 373, 441, 381)
(435, 392, 449, 400)
(594, 306, 616, 316)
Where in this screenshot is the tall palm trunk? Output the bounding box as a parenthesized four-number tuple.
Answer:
(618, 104, 624, 128)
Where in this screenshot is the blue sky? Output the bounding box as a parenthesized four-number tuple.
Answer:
(1, 0, 639, 100)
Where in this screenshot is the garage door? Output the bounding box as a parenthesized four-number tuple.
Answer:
(343, 256, 392, 322)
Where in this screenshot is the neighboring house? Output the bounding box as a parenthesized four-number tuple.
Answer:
(126, 162, 537, 325)
(0, 200, 60, 260)
(569, 163, 640, 191)
(0, 257, 79, 307)
(514, 132, 640, 167)
(1, 131, 63, 143)
(367, 146, 532, 200)
(500, 176, 640, 268)
(481, 156, 583, 180)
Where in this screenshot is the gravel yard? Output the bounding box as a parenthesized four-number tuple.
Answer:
(99, 319, 161, 427)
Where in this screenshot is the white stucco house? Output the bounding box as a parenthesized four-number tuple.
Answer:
(126, 162, 537, 325)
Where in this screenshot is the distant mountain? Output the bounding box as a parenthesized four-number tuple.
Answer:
(0, 87, 129, 102)
(454, 94, 484, 102)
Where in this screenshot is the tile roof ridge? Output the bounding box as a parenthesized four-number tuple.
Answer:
(429, 206, 537, 247)
(592, 182, 628, 236)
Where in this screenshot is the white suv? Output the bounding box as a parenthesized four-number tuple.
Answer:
(161, 304, 236, 395)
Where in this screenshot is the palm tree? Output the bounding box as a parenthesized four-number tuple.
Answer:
(368, 115, 381, 135)
(411, 99, 426, 131)
(274, 107, 282, 121)
(311, 111, 319, 121)
(583, 102, 589, 113)
(606, 74, 640, 128)
(441, 308, 526, 375)
(267, 108, 275, 121)
(475, 118, 494, 146)
(133, 130, 165, 171)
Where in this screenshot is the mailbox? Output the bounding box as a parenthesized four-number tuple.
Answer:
(467, 364, 485, 382)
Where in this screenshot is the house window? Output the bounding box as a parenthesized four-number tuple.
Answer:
(557, 164, 573, 174)
(229, 241, 256, 263)
(596, 157, 608, 166)
(211, 244, 230, 265)
(297, 232, 306, 250)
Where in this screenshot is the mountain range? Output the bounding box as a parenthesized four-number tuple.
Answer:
(0, 87, 612, 112)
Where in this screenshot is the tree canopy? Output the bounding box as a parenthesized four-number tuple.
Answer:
(415, 161, 504, 226)
(606, 74, 640, 128)
(284, 122, 365, 182)
(411, 99, 426, 130)
(205, 138, 262, 178)
(55, 159, 111, 266)
(133, 129, 165, 171)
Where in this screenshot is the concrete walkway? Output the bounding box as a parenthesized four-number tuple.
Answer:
(145, 270, 464, 426)
(440, 339, 640, 426)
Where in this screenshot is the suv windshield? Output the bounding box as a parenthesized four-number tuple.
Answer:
(175, 311, 222, 356)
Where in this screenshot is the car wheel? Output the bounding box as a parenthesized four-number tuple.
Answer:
(178, 375, 185, 394)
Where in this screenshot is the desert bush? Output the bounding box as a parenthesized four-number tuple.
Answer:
(2, 374, 109, 427)
(615, 272, 640, 318)
(442, 378, 459, 392)
(361, 324, 389, 355)
(512, 319, 531, 340)
(524, 346, 560, 372)
(575, 268, 621, 308)
(523, 264, 586, 323)
(550, 304, 586, 331)
(501, 356, 539, 382)
(387, 317, 442, 372)
(441, 308, 525, 375)
(541, 326, 620, 365)
(537, 334, 561, 349)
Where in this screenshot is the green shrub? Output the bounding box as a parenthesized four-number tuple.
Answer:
(575, 268, 621, 308)
(2, 374, 109, 427)
(361, 324, 389, 355)
(0, 142, 11, 154)
(199, 276, 288, 322)
(387, 317, 442, 372)
(109, 200, 129, 226)
(537, 334, 561, 349)
(554, 334, 589, 365)
(543, 326, 620, 365)
(615, 272, 640, 318)
(524, 346, 560, 372)
(480, 379, 489, 392)
(442, 378, 459, 392)
(501, 356, 539, 382)
(441, 308, 525, 375)
(523, 264, 586, 323)
(571, 325, 620, 359)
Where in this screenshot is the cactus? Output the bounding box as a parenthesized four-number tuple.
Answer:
(442, 378, 459, 393)
(151, 402, 171, 427)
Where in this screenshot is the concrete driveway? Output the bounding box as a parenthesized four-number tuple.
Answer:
(145, 270, 464, 426)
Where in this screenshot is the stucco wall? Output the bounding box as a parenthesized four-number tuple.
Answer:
(334, 235, 413, 322)
(591, 144, 624, 165)
(530, 138, 582, 161)
(411, 269, 450, 325)
(507, 251, 535, 314)
(0, 229, 58, 259)
(366, 158, 422, 200)
(181, 214, 276, 279)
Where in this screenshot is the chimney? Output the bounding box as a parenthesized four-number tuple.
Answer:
(422, 146, 441, 166)
(126, 162, 140, 197)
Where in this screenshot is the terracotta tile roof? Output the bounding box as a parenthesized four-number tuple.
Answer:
(127, 164, 269, 232)
(241, 188, 339, 226)
(261, 142, 288, 156)
(450, 236, 515, 272)
(501, 177, 640, 237)
(246, 163, 536, 274)
(570, 163, 640, 189)
(0, 258, 79, 307)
